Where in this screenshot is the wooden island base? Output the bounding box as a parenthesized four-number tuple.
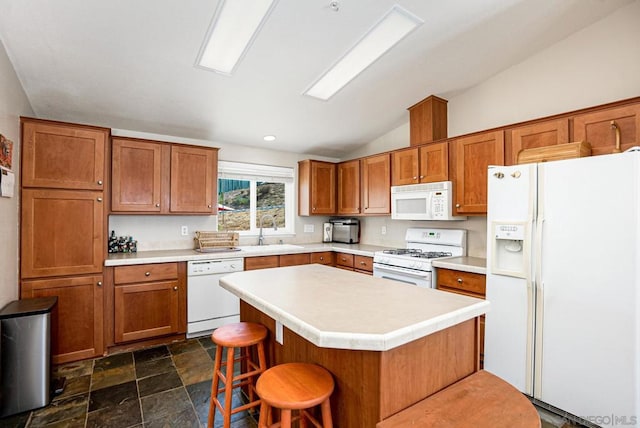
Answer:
(240, 301, 480, 427)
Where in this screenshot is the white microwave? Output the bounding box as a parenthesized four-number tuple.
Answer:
(391, 181, 466, 221)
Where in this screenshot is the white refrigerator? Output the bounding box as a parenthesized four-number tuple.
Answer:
(485, 150, 639, 426)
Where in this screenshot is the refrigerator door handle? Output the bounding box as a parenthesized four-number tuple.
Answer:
(533, 214, 545, 398)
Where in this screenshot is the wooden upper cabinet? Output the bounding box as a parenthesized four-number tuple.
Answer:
(408, 95, 448, 146)
(170, 145, 217, 213)
(572, 104, 640, 155)
(111, 137, 166, 212)
(21, 274, 104, 364)
(391, 148, 419, 185)
(111, 138, 218, 214)
(507, 119, 569, 165)
(361, 153, 391, 214)
(21, 189, 104, 278)
(392, 142, 448, 185)
(452, 131, 504, 215)
(21, 119, 108, 190)
(298, 160, 336, 216)
(337, 159, 360, 215)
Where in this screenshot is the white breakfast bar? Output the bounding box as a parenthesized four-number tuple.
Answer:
(220, 264, 490, 427)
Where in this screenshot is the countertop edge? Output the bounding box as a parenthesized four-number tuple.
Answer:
(105, 243, 391, 266)
(432, 256, 487, 275)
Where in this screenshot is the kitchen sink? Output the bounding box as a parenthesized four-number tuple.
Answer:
(238, 244, 304, 253)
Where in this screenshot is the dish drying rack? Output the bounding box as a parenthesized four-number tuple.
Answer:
(194, 231, 240, 252)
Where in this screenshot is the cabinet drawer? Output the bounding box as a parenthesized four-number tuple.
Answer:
(335, 253, 354, 268)
(437, 269, 486, 297)
(354, 255, 373, 272)
(245, 256, 279, 271)
(114, 263, 178, 285)
(279, 253, 310, 267)
(310, 251, 334, 265)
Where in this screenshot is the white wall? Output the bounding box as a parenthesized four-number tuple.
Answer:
(344, 1, 640, 257)
(109, 129, 338, 250)
(0, 40, 33, 307)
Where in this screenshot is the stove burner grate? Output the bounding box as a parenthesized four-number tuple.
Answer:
(382, 249, 453, 259)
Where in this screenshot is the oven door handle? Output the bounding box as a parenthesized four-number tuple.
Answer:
(373, 264, 429, 279)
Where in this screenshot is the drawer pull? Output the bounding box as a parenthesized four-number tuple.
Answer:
(97, 180, 103, 185)
(97, 197, 103, 202)
(155, 203, 160, 207)
(457, 278, 463, 284)
(319, 256, 324, 261)
(145, 272, 151, 277)
(360, 261, 366, 265)
(97, 281, 102, 287)
(173, 286, 178, 291)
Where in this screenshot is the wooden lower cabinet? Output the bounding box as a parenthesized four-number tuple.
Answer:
(245, 256, 280, 270)
(354, 255, 373, 275)
(310, 251, 334, 265)
(335, 253, 354, 269)
(112, 263, 184, 344)
(21, 275, 104, 364)
(279, 253, 310, 267)
(436, 268, 486, 367)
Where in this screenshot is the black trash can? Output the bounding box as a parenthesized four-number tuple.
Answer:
(0, 296, 57, 417)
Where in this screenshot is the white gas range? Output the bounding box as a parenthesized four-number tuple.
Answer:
(373, 228, 466, 288)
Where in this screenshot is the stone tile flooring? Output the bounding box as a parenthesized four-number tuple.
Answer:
(0, 336, 588, 428)
(0, 337, 257, 428)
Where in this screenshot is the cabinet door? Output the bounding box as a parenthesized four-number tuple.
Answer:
(391, 148, 419, 186)
(21, 189, 104, 278)
(354, 255, 373, 273)
(337, 160, 361, 214)
(335, 253, 354, 269)
(311, 161, 336, 215)
(114, 280, 180, 343)
(572, 104, 640, 155)
(170, 145, 217, 213)
(507, 119, 569, 165)
(453, 131, 504, 215)
(310, 252, 334, 265)
(419, 142, 449, 183)
(111, 138, 166, 212)
(21, 120, 107, 190)
(21, 275, 104, 364)
(245, 256, 280, 270)
(362, 153, 391, 214)
(279, 253, 310, 267)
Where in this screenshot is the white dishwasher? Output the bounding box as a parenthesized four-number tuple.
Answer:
(187, 258, 244, 338)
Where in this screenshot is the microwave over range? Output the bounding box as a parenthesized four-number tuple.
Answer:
(391, 181, 466, 221)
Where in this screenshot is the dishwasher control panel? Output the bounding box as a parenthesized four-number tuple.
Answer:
(187, 258, 244, 275)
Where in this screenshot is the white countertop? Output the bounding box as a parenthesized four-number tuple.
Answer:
(220, 264, 489, 352)
(432, 256, 487, 275)
(104, 242, 391, 266)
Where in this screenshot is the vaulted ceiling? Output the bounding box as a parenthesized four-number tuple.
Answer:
(0, 0, 632, 157)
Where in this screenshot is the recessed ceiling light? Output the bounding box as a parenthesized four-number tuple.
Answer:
(304, 5, 423, 101)
(196, 0, 278, 75)
(263, 135, 276, 142)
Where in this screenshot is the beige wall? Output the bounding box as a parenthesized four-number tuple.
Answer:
(344, 1, 640, 257)
(0, 40, 33, 308)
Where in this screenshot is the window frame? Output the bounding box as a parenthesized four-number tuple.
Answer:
(217, 161, 295, 237)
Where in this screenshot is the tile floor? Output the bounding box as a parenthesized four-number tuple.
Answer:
(0, 336, 588, 428)
(0, 337, 257, 428)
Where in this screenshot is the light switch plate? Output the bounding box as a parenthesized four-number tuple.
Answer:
(304, 224, 315, 233)
(275, 320, 284, 345)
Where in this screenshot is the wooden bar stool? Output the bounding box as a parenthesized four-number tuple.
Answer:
(208, 322, 268, 428)
(256, 362, 334, 428)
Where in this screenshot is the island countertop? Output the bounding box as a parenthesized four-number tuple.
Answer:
(220, 264, 489, 352)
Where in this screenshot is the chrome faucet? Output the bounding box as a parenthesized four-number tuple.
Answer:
(258, 214, 277, 245)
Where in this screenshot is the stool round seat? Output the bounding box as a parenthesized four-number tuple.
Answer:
(208, 322, 268, 428)
(257, 362, 334, 428)
(211, 321, 267, 348)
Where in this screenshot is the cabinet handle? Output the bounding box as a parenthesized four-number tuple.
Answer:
(97, 281, 102, 287)
(319, 256, 324, 261)
(360, 261, 366, 265)
(207, 204, 212, 208)
(457, 278, 463, 284)
(419, 175, 424, 179)
(455, 203, 461, 208)
(155, 203, 160, 207)
(173, 286, 178, 291)
(313, 207, 316, 211)
(412, 176, 418, 180)
(97, 180, 103, 185)
(97, 197, 103, 202)
(145, 272, 151, 277)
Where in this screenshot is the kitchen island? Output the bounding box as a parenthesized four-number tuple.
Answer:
(220, 264, 490, 427)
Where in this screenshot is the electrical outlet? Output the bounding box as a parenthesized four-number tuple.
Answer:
(181, 225, 188, 236)
(381, 226, 387, 235)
